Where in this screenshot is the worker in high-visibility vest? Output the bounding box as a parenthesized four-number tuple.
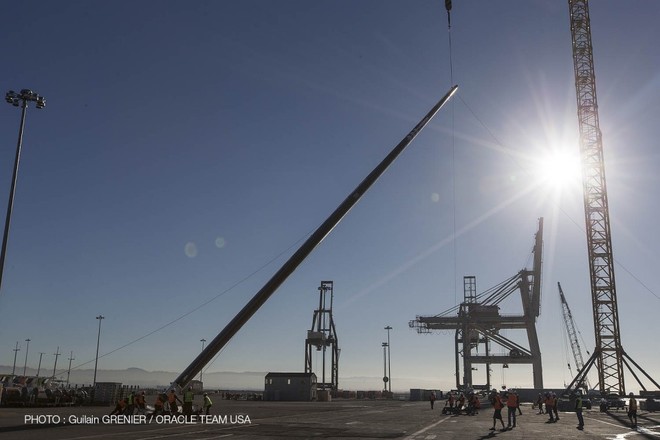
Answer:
(110, 398, 126, 415)
(489, 389, 507, 432)
(126, 391, 135, 415)
(183, 386, 194, 416)
(545, 392, 555, 422)
(203, 393, 213, 415)
(506, 390, 518, 429)
(552, 392, 560, 421)
(168, 389, 182, 414)
(134, 391, 146, 414)
(536, 393, 544, 414)
(575, 393, 584, 430)
(154, 393, 165, 415)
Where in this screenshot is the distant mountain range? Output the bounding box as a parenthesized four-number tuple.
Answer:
(1, 366, 265, 390)
(0, 365, 436, 392)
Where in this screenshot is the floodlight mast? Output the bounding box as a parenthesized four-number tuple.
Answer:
(1, 89, 46, 295)
(173, 85, 458, 389)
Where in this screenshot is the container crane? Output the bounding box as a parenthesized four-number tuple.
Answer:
(410, 219, 545, 391)
(557, 282, 590, 391)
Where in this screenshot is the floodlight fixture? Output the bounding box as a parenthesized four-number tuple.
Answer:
(5, 89, 46, 109)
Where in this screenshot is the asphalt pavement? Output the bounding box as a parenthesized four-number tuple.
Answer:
(1, 399, 658, 439)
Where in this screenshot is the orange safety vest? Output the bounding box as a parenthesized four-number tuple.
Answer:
(493, 394, 503, 410)
(507, 393, 518, 408)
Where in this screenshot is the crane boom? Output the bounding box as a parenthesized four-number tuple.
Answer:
(558, 282, 590, 390)
(568, 0, 624, 394)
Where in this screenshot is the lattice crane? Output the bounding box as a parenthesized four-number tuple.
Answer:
(558, 282, 590, 391)
(568, 0, 625, 395)
(566, 0, 660, 396)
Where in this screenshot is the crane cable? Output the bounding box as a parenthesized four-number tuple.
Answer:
(445, 0, 454, 84)
(443, 0, 458, 305)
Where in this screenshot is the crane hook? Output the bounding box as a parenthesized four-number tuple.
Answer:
(445, 0, 452, 28)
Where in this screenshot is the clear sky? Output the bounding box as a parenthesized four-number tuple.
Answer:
(1, 1, 659, 392)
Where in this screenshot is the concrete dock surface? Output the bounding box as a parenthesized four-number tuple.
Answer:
(1, 400, 658, 439)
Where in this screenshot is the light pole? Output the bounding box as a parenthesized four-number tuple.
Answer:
(199, 339, 206, 383)
(93, 315, 104, 388)
(384, 326, 392, 393)
(22, 338, 30, 375)
(11, 341, 20, 375)
(381, 342, 388, 392)
(1, 89, 46, 295)
(36, 352, 45, 377)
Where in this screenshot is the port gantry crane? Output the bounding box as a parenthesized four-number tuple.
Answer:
(304, 281, 340, 391)
(557, 282, 590, 391)
(410, 219, 544, 391)
(565, 0, 659, 396)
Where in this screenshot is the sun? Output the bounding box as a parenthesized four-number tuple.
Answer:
(533, 149, 582, 191)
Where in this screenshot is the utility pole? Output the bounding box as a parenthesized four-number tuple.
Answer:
(199, 339, 206, 383)
(52, 346, 60, 379)
(36, 352, 45, 377)
(11, 341, 20, 375)
(67, 351, 75, 386)
(22, 338, 30, 375)
(93, 315, 104, 387)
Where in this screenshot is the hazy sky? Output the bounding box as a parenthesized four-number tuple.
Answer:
(1, 1, 659, 392)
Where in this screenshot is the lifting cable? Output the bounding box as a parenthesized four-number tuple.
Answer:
(445, 0, 454, 85)
(443, 0, 458, 306)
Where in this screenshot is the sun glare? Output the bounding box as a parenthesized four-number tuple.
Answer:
(534, 150, 582, 191)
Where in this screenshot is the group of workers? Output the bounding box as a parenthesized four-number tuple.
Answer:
(111, 387, 214, 416)
(110, 390, 147, 415)
(535, 392, 560, 422)
(533, 390, 639, 431)
(431, 390, 481, 415)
